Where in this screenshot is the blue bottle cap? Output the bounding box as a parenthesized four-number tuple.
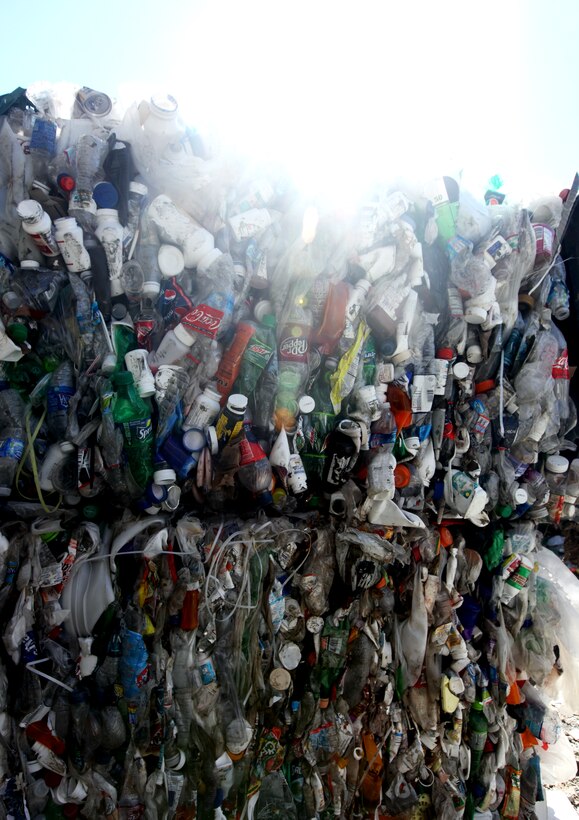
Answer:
(93, 181, 119, 209)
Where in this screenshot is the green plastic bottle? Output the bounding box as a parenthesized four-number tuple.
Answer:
(468, 700, 488, 778)
(112, 371, 154, 490)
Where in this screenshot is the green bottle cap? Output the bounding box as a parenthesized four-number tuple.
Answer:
(112, 370, 134, 385)
(7, 323, 28, 344)
(472, 700, 484, 711)
(83, 505, 99, 520)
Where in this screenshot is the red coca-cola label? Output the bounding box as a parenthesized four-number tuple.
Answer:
(552, 349, 570, 380)
(182, 304, 224, 339)
(279, 332, 308, 362)
(239, 436, 266, 466)
(134, 319, 155, 350)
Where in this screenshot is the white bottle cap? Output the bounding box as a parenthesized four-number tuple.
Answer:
(163, 484, 181, 511)
(96, 208, 119, 219)
(466, 344, 483, 364)
(142, 280, 161, 299)
(101, 352, 117, 374)
(138, 373, 156, 398)
(158, 244, 185, 278)
(269, 668, 292, 691)
(254, 300, 273, 323)
(204, 386, 222, 403)
(197, 247, 222, 274)
(453, 361, 470, 380)
(20, 260, 40, 269)
(546, 455, 569, 474)
(227, 394, 249, 413)
(17, 199, 43, 221)
(356, 278, 372, 294)
(279, 641, 301, 670)
(153, 468, 177, 485)
(391, 342, 411, 365)
(513, 487, 528, 505)
(206, 426, 218, 454)
(60, 441, 76, 453)
(465, 306, 487, 324)
(173, 323, 196, 347)
(298, 395, 316, 415)
(129, 181, 148, 196)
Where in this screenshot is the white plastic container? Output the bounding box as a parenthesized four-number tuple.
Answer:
(54, 216, 91, 272)
(148, 322, 196, 370)
(16, 200, 59, 257)
(183, 386, 222, 430)
(124, 349, 156, 397)
(228, 208, 272, 242)
(95, 209, 124, 297)
(139, 94, 185, 152)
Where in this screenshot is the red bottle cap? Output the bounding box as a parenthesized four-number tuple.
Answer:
(394, 464, 411, 488)
(57, 173, 75, 193)
(475, 379, 495, 395)
(436, 347, 454, 360)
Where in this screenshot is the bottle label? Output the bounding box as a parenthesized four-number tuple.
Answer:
(279, 331, 308, 362)
(122, 418, 153, 444)
(325, 452, 351, 486)
(411, 374, 436, 412)
(287, 453, 308, 493)
(447, 287, 464, 319)
(215, 412, 243, 444)
(182, 303, 224, 339)
(0, 438, 24, 461)
(245, 337, 273, 368)
(433, 358, 450, 395)
(134, 318, 155, 350)
(186, 397, 219, 429)
(469, 727, 487, 752)
(369, 431, 396, 449)
(29, 229, 59, 257)
(199, 657, 216, 685)
(552, 349, 570, 380)
(377, 282, 409, 321)
(47, 385, 74, 415)
(239, 436, 266, 466)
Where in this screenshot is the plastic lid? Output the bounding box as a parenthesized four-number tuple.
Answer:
(472, 700, 484, 711)
(183, 428, 206, 453)
(466, 344, 483, 364)
(150, 93, 178, 116)
(269, 667, 292, 691)
(254, 300, 273, 323)
(452, 361, 470, 380)
(129, 181, 148, 196)
(392, 345, 412, 366)
(111, 302, 128, 320)
(279, 641, 301, 670)
(7, 324, 27, 344)
(262, 314, 276, 329)
(227, 394, 249, 413)
(143, 280, 161, 298)
(93, 181, 119, 209)
(475, 379, 495, 395)
(299, 395, 316, 414)
(20, 260, 40, 269)
(82, 505, 99, 520)
(356, 278, 372, 294)
(163, 484, 181, 511)
(2, 292, 22, 310)
(112, 371, 134, 385)
(519, 294, 535, 309)
(498, 504, 513, 518)
(153, 468, 177, 485)
(57, 173, 75, 193)
(394, 464, 411, 488)
(174, 322, 196, 346)
(138, 374, 156, 398)
(16, 199, 43, 221)
(546, 455, 569, 474)
(96, 208, 119, 218)
(206, 426, 218, 454)
(158, 244, 185, 277)
(436, 347, 454, 360)
(54, 216, 77, 229)
(464, 306, 487, 324)
(513, 487, 528, 505)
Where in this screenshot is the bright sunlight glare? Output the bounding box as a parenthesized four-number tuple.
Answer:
(116, 0, 562, 207)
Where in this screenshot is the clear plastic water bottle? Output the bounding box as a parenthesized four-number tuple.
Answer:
(0, 389, 26, 497)
(46, 360, 75, 440)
